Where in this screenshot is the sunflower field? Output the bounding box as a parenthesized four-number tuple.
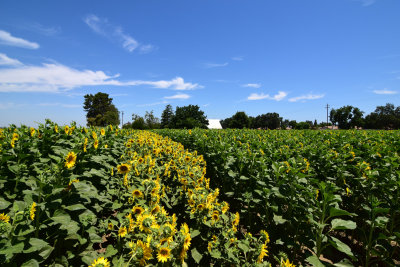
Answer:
(157, 128, 400, 266)
(0, 120, 282, 266)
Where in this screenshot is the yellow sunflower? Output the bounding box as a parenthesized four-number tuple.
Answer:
(281, 258, 296, 267)
(89, 256, 110, 267)
(132, 206, 144, 216)
(137, 213, 156, 233)
(118, 226, 127, 238)
(107, 223, 113, 230)
(132, 189, 143, 199)
(100, 128, 105, 136)
(0, 213, 10, 223)
(93, 139, 99, 149)
(257, 243, 268, 263)
(183, 232, 191, 250)
(65, 151, 77, 169)
(135, 240, 152, 266)
(117, 163, 131, 174)
(30, 202, 37, 220)
(157, 246, 171, 263)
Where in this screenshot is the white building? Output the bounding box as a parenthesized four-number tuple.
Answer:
(207, 119, 222, 129)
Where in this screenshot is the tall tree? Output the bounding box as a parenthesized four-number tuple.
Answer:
(364, 103, 400, 129)
(330, 105, 364, 129)
(144, 110, 161, 129)
(161, 104, 174, 128)
(172, 105, 208, 129)
(83, 92, 120, 126)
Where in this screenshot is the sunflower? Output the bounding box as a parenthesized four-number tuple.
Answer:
(132, 206, 144, 216)
(65, 151, 77, 169)
(92, 131, 97, 139)
(117, 163, 131, 174)
(232, 212, 240, 232)
(151, 205, 160, 215)
(138, 157, 144, 164)
(30, 202, 37, 220)
(89, 256, 110, 267)
(211, 210, 220, 224)
(54, 125, 58, 133)
(64, 125, 69, 134)
(280, 258, 296, 267)
(0, 213, 10, 223)
(257, 243, 268, 263)
(132, 189, 143, 199)
(100, 128, 105, 136)
(260, 230, 270, 244)
(30, 127, 36, 137)
(107, 223, 113, 230)
(93, 139, 99, 149)
(157, 246, 171, 263)
(137, 213, 156, 233)
(83, 138, 88, 152)
(221, 201, 229, 214)
(118, 226, 127, 237)
(135, 240, 152, 266)
(183, 232, 191, 250)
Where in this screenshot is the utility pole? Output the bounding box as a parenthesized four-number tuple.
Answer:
(325, 104, 330, 128)
(121, 111, 124, 128)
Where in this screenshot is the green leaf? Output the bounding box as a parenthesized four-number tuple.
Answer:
(273, 214, 287, 225)
(329, 236, 354, 258)
(21, 259, 39, 267)
(0, 197, 11, 209)
(210, 249, 222, 259)
(191, 248, 203, 264)
(329, 207, 353, 218)
(331, 219, 356, 230)
(237, 242, 250, 253)
(191, 230, 201, 238)
(104, 244, 118, 257)
(65, 204, 86, 211)
(333, 258, 355, 266)
(52, 209, 71, 225)
(306, 255, 325, 267)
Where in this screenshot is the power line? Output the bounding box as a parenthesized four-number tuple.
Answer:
(325, 104, 330, 127)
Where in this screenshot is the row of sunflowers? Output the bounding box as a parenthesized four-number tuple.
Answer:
(0, 120, 293, 266)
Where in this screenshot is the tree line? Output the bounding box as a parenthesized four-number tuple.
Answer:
(83, 92, 400, 130)
(82, 92, 208, 129)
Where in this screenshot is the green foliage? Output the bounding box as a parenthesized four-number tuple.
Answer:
(171, 105, 208, 129)
(83, 92, 120, 127)
(364, 103, 400, 129)
(157, 128, 400, 266)
(330, 105, 364, 129)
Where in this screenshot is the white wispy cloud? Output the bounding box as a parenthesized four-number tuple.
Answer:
(204, 62, 229, 68)
(0, 30, 39, 49)
(0, 58, 201, 92)
(164, 93, 190, 100)
(231, 56, 244, 61)
(136, 101, 168, 107)
(247, 91, 287, 101)
(0, 102, 26, 109)
(29, 23, 60, 36)
(83, 14, 155, 53)
(0, 53, 22, 66)
(288, 94, 325, 102)
(357, 0, 376, 6)
(243, 83, 261, 88)
(373, 89, 398, 95)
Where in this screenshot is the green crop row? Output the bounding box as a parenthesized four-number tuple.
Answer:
(0, 121, 282, 266)
(156, 128, 400, 266)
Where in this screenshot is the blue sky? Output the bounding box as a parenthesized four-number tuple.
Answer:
(0, 0, 399, 127)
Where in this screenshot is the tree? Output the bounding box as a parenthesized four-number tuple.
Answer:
(221, 111, 250, 129)
(131, 113, 146, 129)
(330, 105, 364, 129)
(364, 103, 400, 129)
(83, 92, 120, 126)
(253, 113, 281, 129)
(161, 105, 174, 128)
(144, 110, 161, 129)
(295, 121, 310, 129)
(172, 105, 208, 129)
